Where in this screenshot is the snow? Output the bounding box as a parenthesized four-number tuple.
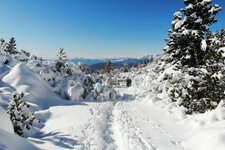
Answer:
(0, 106, 38, 150)
(174, 20, 183, 30)
(0, 65, 11, 79)
(113, 101, 155, 150)
(0, 106, 14, 133)
(67, 82, 84, 101)
(0, 129, 38, 150)
(220, 47, 225, 56)
(94, 83, 102, 94)
(25, 86, 225, 150)
(2, 63, 64, 109)
(1, 51, 225, 150)
(1, 65, 225, 150)
(203, 0, 212, 2)
(201, 39, 207, 51)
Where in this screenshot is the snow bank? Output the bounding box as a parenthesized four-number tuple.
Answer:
(2, 63, 63, 109)
(184, 128, 225, 150)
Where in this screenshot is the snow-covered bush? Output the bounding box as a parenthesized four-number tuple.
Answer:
(0, 36, 118, 102)
(78, 63, 93, 74)
(67, 82, 84, 101)
(86, 82, 117, 101)
(7, 92, 39, 136)
(54, 73, 117, 101)
(57, 80, 84, 101)
(84, 74, 117, 101)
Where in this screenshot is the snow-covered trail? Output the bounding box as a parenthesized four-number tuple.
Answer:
(29, 88, 193, 150)
(113, 100, 186, 150)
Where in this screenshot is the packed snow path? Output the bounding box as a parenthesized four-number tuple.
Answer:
(29, 88, 194, 150)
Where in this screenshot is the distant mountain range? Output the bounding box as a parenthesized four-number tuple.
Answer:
(71, 55, 154, 70)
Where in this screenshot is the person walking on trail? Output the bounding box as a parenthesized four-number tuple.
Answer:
(126, 78, 132, 87)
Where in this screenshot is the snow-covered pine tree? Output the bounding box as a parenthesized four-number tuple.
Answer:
(183, 0, 222, 66)
(55, 48, 67, 72)
(215, 28, 225, 48)
(5, 37, 17, 54)
(7, 92, 37, 136)
(164, 0, 225, 114)
(103, 60, 114, 74)
(164, 11, 183, 64)
(0, 38, 6, 52)
(123, 63, 129, 72)
(79, 63, 93, 74)
(165, 0, 221, 67)
(55, 48, 72, 76)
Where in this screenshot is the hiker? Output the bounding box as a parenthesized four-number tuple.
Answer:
(126, 78, 132, 87)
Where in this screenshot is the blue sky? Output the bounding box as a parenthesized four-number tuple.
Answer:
(0, 0, 224, 58)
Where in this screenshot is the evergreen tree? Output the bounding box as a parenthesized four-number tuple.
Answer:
(5, 37, 17, 54)
(7, 92, 37, 136)
(133, 63, 138, 68)
(164, 0, 225, 114)
(150, 56, 154, 62)
(56, 48, 67, 71)
(165, 0, 222, 67)
(123, 63, 129, 72)
(215, 28, 225, 47)
(143, 58, 150, 65)
(0, 38, 6, 52)
(55, 48, 72, 75)
(79, 63, 93, 74)
(103, 60, 114, 73)
(164, 11, 183, 64)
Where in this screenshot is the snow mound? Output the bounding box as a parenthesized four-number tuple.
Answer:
(2, 63, 63, 109)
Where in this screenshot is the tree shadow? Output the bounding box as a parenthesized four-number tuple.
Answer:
(30, 130, 80, 149)
(0, 144, 7, 150)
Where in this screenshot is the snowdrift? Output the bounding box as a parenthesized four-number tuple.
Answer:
(2, 63, 64, 109)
